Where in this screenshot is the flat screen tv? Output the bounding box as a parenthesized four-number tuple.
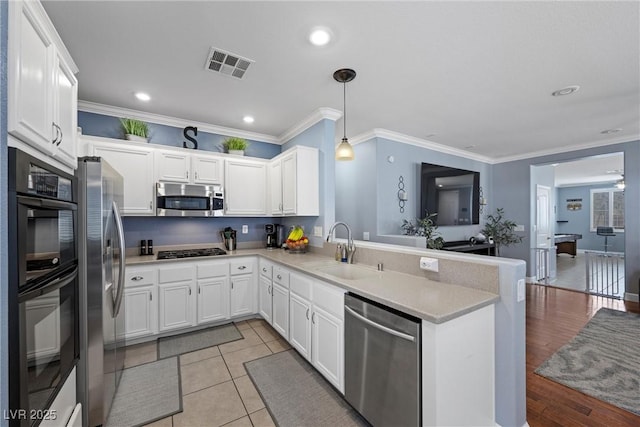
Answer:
(420, 162, 480, 226)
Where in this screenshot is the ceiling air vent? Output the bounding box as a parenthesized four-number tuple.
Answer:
(205, 47, 254, 79)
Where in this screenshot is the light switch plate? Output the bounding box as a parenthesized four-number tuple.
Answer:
(517, 279, 525, 302)
(313, 226, 323, 237)
(242, 225, 248, 234)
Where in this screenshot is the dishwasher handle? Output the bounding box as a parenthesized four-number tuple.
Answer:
(345, 306, 416, 342)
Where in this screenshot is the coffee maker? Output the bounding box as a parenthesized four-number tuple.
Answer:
(265, 224, 278, 249)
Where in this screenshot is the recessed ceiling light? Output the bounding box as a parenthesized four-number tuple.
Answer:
(134, 92, 151, 102)
(551, 85, 580, 96)
(600, 128, 622, 134)
(243, 116, 255, 124)
(309, 27, 332, 46)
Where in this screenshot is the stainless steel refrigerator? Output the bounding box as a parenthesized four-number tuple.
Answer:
(76, 157, 126, 426)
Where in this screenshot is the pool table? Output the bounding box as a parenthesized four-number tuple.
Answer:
(554, 234, 582, 257)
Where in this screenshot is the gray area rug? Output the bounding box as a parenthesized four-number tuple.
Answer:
(106, 357, 181, 427)
(245, 350, 369, 427)
(535, 308, 640, 415)
(158, 323, 242, 359)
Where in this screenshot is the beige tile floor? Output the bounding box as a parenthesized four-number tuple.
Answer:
(123, 319, 291, 427)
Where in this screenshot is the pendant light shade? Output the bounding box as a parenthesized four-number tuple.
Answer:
(333, 68, 356, 161)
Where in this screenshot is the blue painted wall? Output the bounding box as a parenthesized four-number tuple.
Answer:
(557, 184, 625, 252)
(493, 140, 639, 296)
(79, 111, 281, 159)
(1, 0, 9, 421)
(336, 137, 492, 244)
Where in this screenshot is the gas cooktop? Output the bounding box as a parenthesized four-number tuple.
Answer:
(156, 247, 227, 260)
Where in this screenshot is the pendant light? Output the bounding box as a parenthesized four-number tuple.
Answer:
(333, 68, 356, 161)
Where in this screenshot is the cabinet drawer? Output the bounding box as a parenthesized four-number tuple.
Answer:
(313, 280, 345, 319)
(125, 268, 156, 287)
(197, 262, 229, 279)
(159, 265, 194, 283)
(273, 266, 290, 288)
(259, 260, 273, 279)
(290, 272, 312, 300)
(230, 261, 253, 276)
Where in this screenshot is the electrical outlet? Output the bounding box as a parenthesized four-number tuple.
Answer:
(419, 257, 439, 272)
(313, 226, 323, 237)
(515, 224, 525, 232)
(242, 225, 248, 234)
(363, 232, 370, 241)
(517, 279, 525, 302)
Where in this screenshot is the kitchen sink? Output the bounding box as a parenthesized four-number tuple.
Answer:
(313, 263, 379, 281)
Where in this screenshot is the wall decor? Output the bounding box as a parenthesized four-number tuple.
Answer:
(183, 126, 198, 149)
(398, 176, 407, 213)
(566, 198, 582, 210)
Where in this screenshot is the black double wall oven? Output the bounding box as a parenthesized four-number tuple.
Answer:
(7, 148, 79, 426)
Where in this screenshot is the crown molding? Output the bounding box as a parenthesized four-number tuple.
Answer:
(348, 128, 494, 163)
(491, 133, 640, 164)
(78, 100, 280, 144)
(278, 107, 342, 143)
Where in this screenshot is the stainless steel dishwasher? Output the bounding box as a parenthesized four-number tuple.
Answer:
(344, 293, 421, 427)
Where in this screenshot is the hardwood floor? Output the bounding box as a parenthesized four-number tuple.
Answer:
(526, 284, 640, 426)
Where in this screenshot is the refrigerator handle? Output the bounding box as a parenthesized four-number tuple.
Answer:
(112, 200, 127, 316)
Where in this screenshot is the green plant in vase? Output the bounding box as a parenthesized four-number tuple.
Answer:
(222, 137, 249, 155)
(481, 208, 523, 256)
(401, 212, 445, 250)
(120, 118, 149, 141)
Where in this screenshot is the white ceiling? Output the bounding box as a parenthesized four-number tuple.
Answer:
(553, 152, 624, 187)
(42, 1, 640, 161)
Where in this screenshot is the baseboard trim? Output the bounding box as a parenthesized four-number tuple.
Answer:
(624, 292, 639, 302)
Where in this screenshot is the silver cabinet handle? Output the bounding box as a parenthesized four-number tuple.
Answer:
(268, 285, 272, 295)
(231, 281, 234, 289)
(189, 288, 192, 295)
(198, 285, 201, 294)
(262, 267, 267, 273)
(56, 125, 63, 146)
(277, 274, 282, 280)
(131, 276, 143, 281)
(306, 308, 310, 320)
(149, 293, 153, 301)
(344, 306, 416, 342)
(311, 312, 316, 324)
(186, 171, 189, 179)
(195, 172, 199, 179)
(238, 265, 247, 270)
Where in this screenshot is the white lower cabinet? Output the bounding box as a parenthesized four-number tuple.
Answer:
(196, 260, 230, 324)
(230, 259, 256, 317)
(271, 282, 289, 339)
(289, 272, 345, 392)
(124, 267, 158, 339)
(158, 264, 196, 332)
(258, 275, 273, 323)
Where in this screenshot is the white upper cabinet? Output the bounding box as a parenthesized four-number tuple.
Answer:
(8, 0, 78, 170)
(269, 146, 319, 216)
(155, 150, 224, 185)
(87, 138, 155, 215)
(225, 158, 268, 216)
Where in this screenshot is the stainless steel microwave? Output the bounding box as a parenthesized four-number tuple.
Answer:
(156, 183, 224, 217)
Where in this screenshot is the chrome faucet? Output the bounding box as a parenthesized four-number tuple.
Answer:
(326, 222, 356, 264)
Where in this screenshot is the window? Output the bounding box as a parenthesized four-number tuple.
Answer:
(590, 188, 624, 231)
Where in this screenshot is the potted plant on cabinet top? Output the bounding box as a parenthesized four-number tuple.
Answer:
(222, 137, 249, 155)
(481, 207, 523, 256)
(120, 118, 149, 142)
(401, 212, 445, 250)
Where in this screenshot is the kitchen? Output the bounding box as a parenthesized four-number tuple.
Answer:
(1, 1, 639, 427)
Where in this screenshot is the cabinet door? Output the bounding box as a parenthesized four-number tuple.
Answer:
(197, 277, 230, 324)
(192, 155, 223, 184)
(124, 285, 157, 339)
(91, 142, 155, 215)
(158, 281, 195, 332)
(269, 160, 283, 215)
(230, 275, 255, 317)
(289, 292, 312, 361)
(8, 0, 55, 152)
(258, 275, 272, 324)
(281, 152, 297, 214)
(156, 150, 190, 183)
(312, 305, 344, 392)
(272, 282, 289, 340)
(51, 51, 78, 169)
(225, 159, 267, 215)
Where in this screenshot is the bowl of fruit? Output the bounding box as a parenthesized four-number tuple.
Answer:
(285, 226, 309, 253)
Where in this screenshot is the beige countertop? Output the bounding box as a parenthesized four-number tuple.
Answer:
(126, 247, 499, 324)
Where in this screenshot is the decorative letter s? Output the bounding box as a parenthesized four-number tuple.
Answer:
(183, 126, 198, 149)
